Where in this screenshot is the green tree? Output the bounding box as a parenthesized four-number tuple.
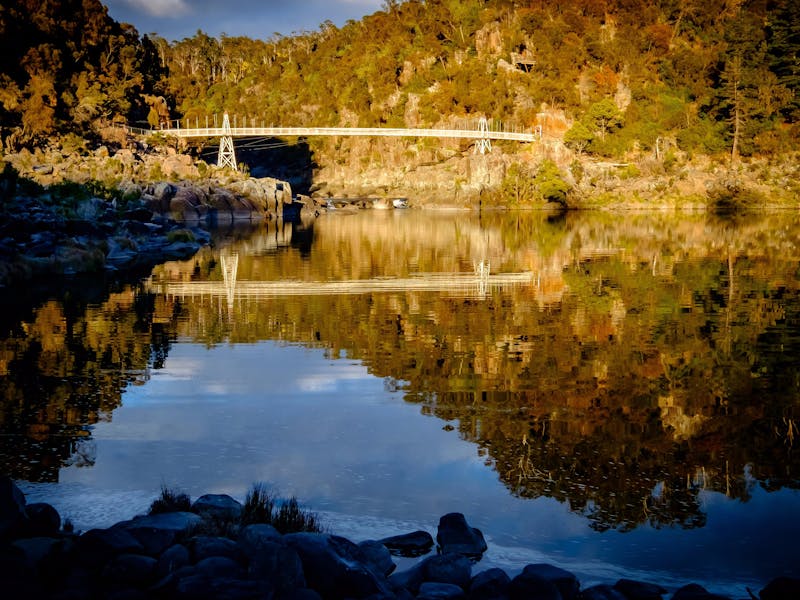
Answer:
(534, 159, 569, 205)
(766, 0, 800, 120)
(564, 121, 594, 154)
(584, 98, 623, 141)
(718, 8, 790, 160)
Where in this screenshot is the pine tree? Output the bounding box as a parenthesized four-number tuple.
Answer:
(766, 0, 800, 120)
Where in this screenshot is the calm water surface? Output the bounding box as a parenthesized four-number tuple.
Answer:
(2, 209, 799, 595)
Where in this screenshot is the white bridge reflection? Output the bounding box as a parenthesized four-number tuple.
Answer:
(147, 254, 536, 308)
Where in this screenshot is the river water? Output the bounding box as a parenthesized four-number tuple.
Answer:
(2, 209, 799, 595)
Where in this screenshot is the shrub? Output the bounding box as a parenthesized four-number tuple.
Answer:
(167, 229, 196, 243)
(534, 159, 570, 205)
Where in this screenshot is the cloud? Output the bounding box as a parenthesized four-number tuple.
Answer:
(122, 0, 192, 18)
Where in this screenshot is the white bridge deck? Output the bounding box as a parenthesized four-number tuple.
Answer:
(126, 125, 538, 143)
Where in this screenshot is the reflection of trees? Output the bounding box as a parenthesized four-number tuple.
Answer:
(0, 291, 180, 482)
(152, 211, 800, 532)
(5, 211, 799, 532)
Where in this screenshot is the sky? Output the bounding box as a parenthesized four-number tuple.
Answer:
(103, 0, 385, 41)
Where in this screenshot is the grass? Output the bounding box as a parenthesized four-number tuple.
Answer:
(242, 483, 322, 534)
(151, 482, 323, 536)
(148, 484, 192, 515)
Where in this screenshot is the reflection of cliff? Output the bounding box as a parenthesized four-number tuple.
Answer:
(0, 291, 180, 482)
(150, 211, 800, 531)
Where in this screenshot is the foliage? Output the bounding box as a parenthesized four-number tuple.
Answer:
(533, 159, 570, 204)
(1, 0, 799, 168)
(498, 162, 535, 206)
(240, 482, 275, 525)
(166, 229, 197, 244)
(0, 0, 164, 147)
(241, 483, 322, 534)
(149, 485, 192, 514)
(563, 122, 593, 154)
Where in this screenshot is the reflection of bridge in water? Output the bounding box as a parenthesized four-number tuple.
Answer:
(148, 255, 536, 309)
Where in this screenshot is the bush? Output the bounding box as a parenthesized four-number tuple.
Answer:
(707, 181, 765, 212)
(166, 229, 196, 243)
(534, 159, 570, 205)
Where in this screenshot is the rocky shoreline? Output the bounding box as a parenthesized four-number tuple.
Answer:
(1, 479, 797, 600)
(0, 163, 308, 288)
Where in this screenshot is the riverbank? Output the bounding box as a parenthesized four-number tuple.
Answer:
(0, 160, 303, 288)
(1, 478, 797, 600)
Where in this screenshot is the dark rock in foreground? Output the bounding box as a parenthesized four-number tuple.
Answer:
(1, 477, 796, 600)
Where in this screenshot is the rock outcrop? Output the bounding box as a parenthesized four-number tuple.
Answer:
(1, 478, 797, 600)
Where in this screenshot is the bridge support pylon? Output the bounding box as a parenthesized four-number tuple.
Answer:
(475, 117, 492, 154)
(218, 112, 237, 170)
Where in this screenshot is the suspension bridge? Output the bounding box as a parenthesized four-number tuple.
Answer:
(127, 113, 541, 170)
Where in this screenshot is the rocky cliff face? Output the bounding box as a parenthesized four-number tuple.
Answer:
(310, 136, 515, 207)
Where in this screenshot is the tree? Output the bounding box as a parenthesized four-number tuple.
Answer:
(584, 98, 623, 140)
(534, 159, 569, 205)
(766, 0, 800, 120)
(718, 8, 790, 160)
(564, 121, 594, 154)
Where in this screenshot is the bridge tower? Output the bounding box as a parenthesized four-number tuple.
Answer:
(218, 112, 237, 170)
(475, 117, 492, 154)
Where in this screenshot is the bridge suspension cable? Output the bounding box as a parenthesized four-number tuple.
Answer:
(125, 114, 541, 169)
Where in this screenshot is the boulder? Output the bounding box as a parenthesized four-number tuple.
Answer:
(169, 189, 202, 222)
(188, 535, 241, 563)
(73, 528, 145, 569)
(76, 198, 109, 220)
(114, 512, 202, 556)
(508, 568, 562, 600)
(420, 553, 473, 590)
(671, 583, 732, 599)
(247, 540, 306, 594)
(157, 543, 191, 578)
(519, 564, 579, 600)
(174, 574, 263, 600)
(162, 154, 196, 179)
(190, 494, 243, 521)
(105, 238, 138, 268)
(469, 567, 511, 600)
(237, 523, 281, 555)
(358, 539, 396, 577)
(11, 536, 62, 573)
(760, 577, 800, 600)
(613, 579, 667, 600)
(379, 530, 434, 557)
(579, 584, 628, 600)
(24, 502, 59, 538)
(0, 478, 28, 539)
(193, 556, 245, 580)
(102, 553, 158, 588)
(152, 182, 176, 207)
(284, 532, 392, 599)
(388, 561, 426, 595)
(418, 581, 467, 600)
(436, 513, 487, 558)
